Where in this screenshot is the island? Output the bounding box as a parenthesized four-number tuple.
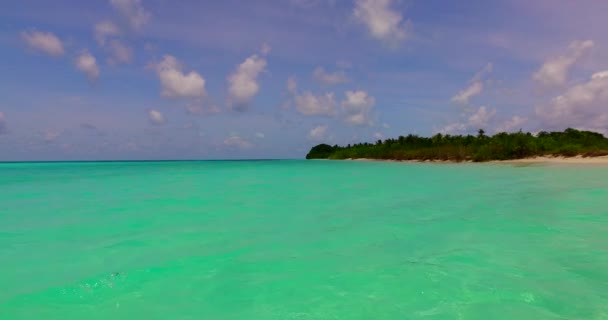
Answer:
(306, 128, 608, 162)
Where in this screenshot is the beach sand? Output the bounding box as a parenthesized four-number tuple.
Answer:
(344, 155, 608, 164)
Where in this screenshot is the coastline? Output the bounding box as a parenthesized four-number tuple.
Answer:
(341, 155, 608, 165)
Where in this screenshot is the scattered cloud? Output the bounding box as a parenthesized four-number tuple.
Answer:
(308, 125, 328, 140)
(109, 0, 151, 30)
(148, 109, 166, 125)
(495, 116, 528, 133)
(260, 43, 272, 55)
(342, 90, 375, 126)
(21, 30, 64, 56)
(94, 21, 120, 45)
(224, 136, 253, 149)
(353, 0, 410, 45)
(533, 40, 594, 88)
(373, 132, 384, 140)
(0, 112, 7, 135)
(295, 92, 336, 116)
(313, 67, 350, 85)
(382, 123, 390, 129)
(228, 54, 267, 111)
(467, 106, 496, 128)
(156, 55, 206, 99)
(451, 63, 492, 106)
(287, 76, 298, 94)
(452, 82, 483, 106)
(437, 106, 496, 134)
(106, 40, 133, 64)
(75, 50, 100, 82)
(536, 70, 608, 133)
(255, 132, 265, 139)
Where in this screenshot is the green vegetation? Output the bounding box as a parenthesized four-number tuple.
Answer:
(306, 128, 608, 162)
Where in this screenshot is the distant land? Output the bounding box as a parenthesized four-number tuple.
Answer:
(306, 128, 608, 162)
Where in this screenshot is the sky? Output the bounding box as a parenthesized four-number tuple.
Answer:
(1, 0, 608, 160)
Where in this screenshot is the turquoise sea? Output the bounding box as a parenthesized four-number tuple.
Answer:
(1, 160, 607, 319)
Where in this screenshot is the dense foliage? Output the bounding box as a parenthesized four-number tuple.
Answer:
(306, 129, 608, 162)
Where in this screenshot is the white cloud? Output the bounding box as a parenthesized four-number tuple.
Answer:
(109, 0, 150, 30)
(287, 76, 298, 94)
(228, 54, 267, 110)
(452, 82, 483, 106)
(106, 40, 133, 64)
(373, 132, 384, 140)
(471, 62, 493, 83)
(382, 123, 390, 128)
(536, 70, 608, 133)
(148, 109, 166, 125)
(533, 40, 594, 88)
(94, 21, 120, 45)
(467, 106, 496, 128)
(156, 55, 206, 99)
(295, 91, 336, 116)
(75, 50, 100, 81)
(0, 112, 7, 135)
(224, 136, 253, 149)
(495, 116, 528, 133)
(451, 63, 492, 106)
(308, 125, 328, 140)
(260, 43, 272, 55)
(353, 0, 410, 45)
(313, 67, 350, 85)
(21, 30, 64, 56)
(437, 106, 496, 134)
(342, 90, 375, 125)
(255, 132, 265, 139)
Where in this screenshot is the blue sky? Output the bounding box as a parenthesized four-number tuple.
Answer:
(1, 0, 608, 160)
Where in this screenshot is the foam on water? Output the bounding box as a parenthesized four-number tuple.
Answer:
(1, 160, 607, 319)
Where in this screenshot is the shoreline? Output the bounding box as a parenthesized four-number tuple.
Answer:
(340, 155, 608, 165)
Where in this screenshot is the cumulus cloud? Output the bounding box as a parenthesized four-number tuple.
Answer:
(451, 63, 492, 106)
(109, 0, 150, 30)
(228, 54, 267, 110)
(156, 55, 206, 98)
(106, 40, 133, 64)
(148, 109, 166, 125)
(260, 43, 272, 55)
(295, 92, 337, 116)
(437, 106, 497, 134)
(308, 125, 328, 140)
(313, 67, 350, 85)
(0, 112, 7, 135)
(75, 50, 100, 81)
(467, 106, 496, 128)
(94, 21, 120, 45)
(535, 70, 608, 133)
(287, 76, 298, 94)
(495, 116, 528, 133)
(224, 136, 253, 149)
(533, 40, 594, 88)
(353, 0, 410, 45)
(21, 30, 64, 56)
(342, 90, 376, 125)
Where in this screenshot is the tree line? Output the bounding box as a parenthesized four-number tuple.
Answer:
(306, 128, 608, 162)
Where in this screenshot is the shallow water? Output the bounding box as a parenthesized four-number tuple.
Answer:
(1, 160, 607, 319)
